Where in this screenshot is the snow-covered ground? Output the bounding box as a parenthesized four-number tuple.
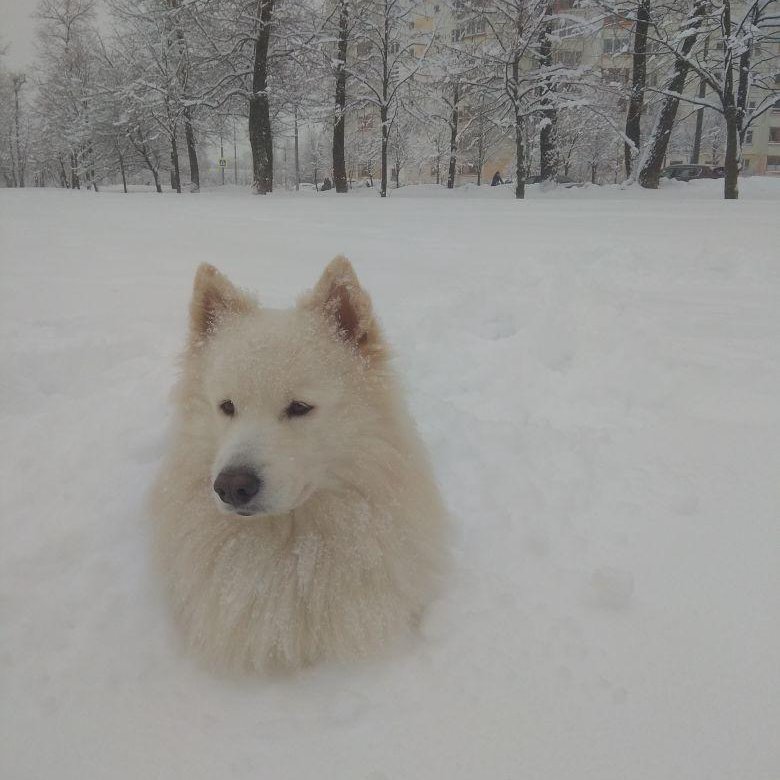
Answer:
(2, 181, 779, 780)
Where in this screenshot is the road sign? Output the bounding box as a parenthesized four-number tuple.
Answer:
(219, 159, 227, 167)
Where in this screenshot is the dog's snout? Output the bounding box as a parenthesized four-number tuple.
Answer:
(213, 468, 262, 508)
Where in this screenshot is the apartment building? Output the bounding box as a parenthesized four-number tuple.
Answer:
(743, 67, 780, 175)
(342, 1, 779, 184)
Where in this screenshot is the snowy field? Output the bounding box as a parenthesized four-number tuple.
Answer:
(2, 181, 779, 779)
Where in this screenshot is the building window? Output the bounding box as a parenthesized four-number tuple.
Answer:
(602, 67, 629, 84)
(356, 40, 371, 57)
(603, 37, 629, 55)
(390, 41, 400, 54)
(463, 18, 486, 37)
(769, 128, 780, 144)
(767, 156, 780, 172)
(553, 50, 582, 66)
(744, 130, 753, 145)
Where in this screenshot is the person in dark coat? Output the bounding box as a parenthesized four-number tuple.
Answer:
(491, 171, 503, 186)
(321, 177, 332, 191)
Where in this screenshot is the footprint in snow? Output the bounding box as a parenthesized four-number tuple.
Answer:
(588, 567, 635, 610)
(475, 313, 520, 341)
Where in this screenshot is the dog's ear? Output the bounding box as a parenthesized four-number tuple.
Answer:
(189, 263, 253, 343)
(304, 256, 379, 352)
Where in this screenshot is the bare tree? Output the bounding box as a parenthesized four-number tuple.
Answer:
(34, 0, 103, 189)
(349, 0, 433, 197)
(464, 0, 590, 198)
(330, 0, 351, 192)
(11, 74, 28, 187)
(636, 0, 778, 198)
(624, 0, 650, 176)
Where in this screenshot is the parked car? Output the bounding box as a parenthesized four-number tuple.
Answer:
(660, 164, 718, 181)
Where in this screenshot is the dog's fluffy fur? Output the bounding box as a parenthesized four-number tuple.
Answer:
(151, 257, 448, 672)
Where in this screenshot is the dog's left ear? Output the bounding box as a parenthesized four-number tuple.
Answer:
(304, 256, 378, 352)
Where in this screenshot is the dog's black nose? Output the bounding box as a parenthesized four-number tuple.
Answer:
(213, 469, 262, 508)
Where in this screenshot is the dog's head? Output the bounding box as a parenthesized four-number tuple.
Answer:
(185, 257, 387, 518)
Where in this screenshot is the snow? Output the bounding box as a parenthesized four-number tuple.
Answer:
(2, 181, 780, 779)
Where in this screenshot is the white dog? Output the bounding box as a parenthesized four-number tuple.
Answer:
(151, 257, 448, 671)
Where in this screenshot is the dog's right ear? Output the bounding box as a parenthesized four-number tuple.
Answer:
(189, 263, 253, 344)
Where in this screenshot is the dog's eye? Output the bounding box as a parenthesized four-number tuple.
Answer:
(219, 400, 235, 417)
(285, 401, 314, 418)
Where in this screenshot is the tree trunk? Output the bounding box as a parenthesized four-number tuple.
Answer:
(447, 82, 459, 189)
(625, 0, 650, 176)
(332, 0, 349, 193)
(12, 75, 25, 188)
(638, 0, 707, 189)
(723, 106, 739, 199)
(512, 50, 525, 199)
(183, 108, 200, 192)
(514, 112, 525, 199)
(167, 0, 201, 193)
(9, 137, 18, 186)
(71, 152, 80, 189)
(539, 120, 556, 180)
(720, 0, 742, 200)
(294, 106, 300, 191)
(116, 140, 128, 193)
(690, 39, 709, 164)
(137, 138, 163, 193)
(249, 0, 274, 194)
(476, 119, 484, 186)
(538, 19, 556, 180)
(380, 105, 388, 198)
(170, 129, 182, 193)
(379, 0, 389, 198)
(86, 142, 96, 190)
(58, 156, 68, 188)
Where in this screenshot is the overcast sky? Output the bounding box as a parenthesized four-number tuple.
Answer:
(1, 0, 37, 69)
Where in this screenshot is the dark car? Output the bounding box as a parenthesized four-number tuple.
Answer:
(660, 164, 718, 181)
